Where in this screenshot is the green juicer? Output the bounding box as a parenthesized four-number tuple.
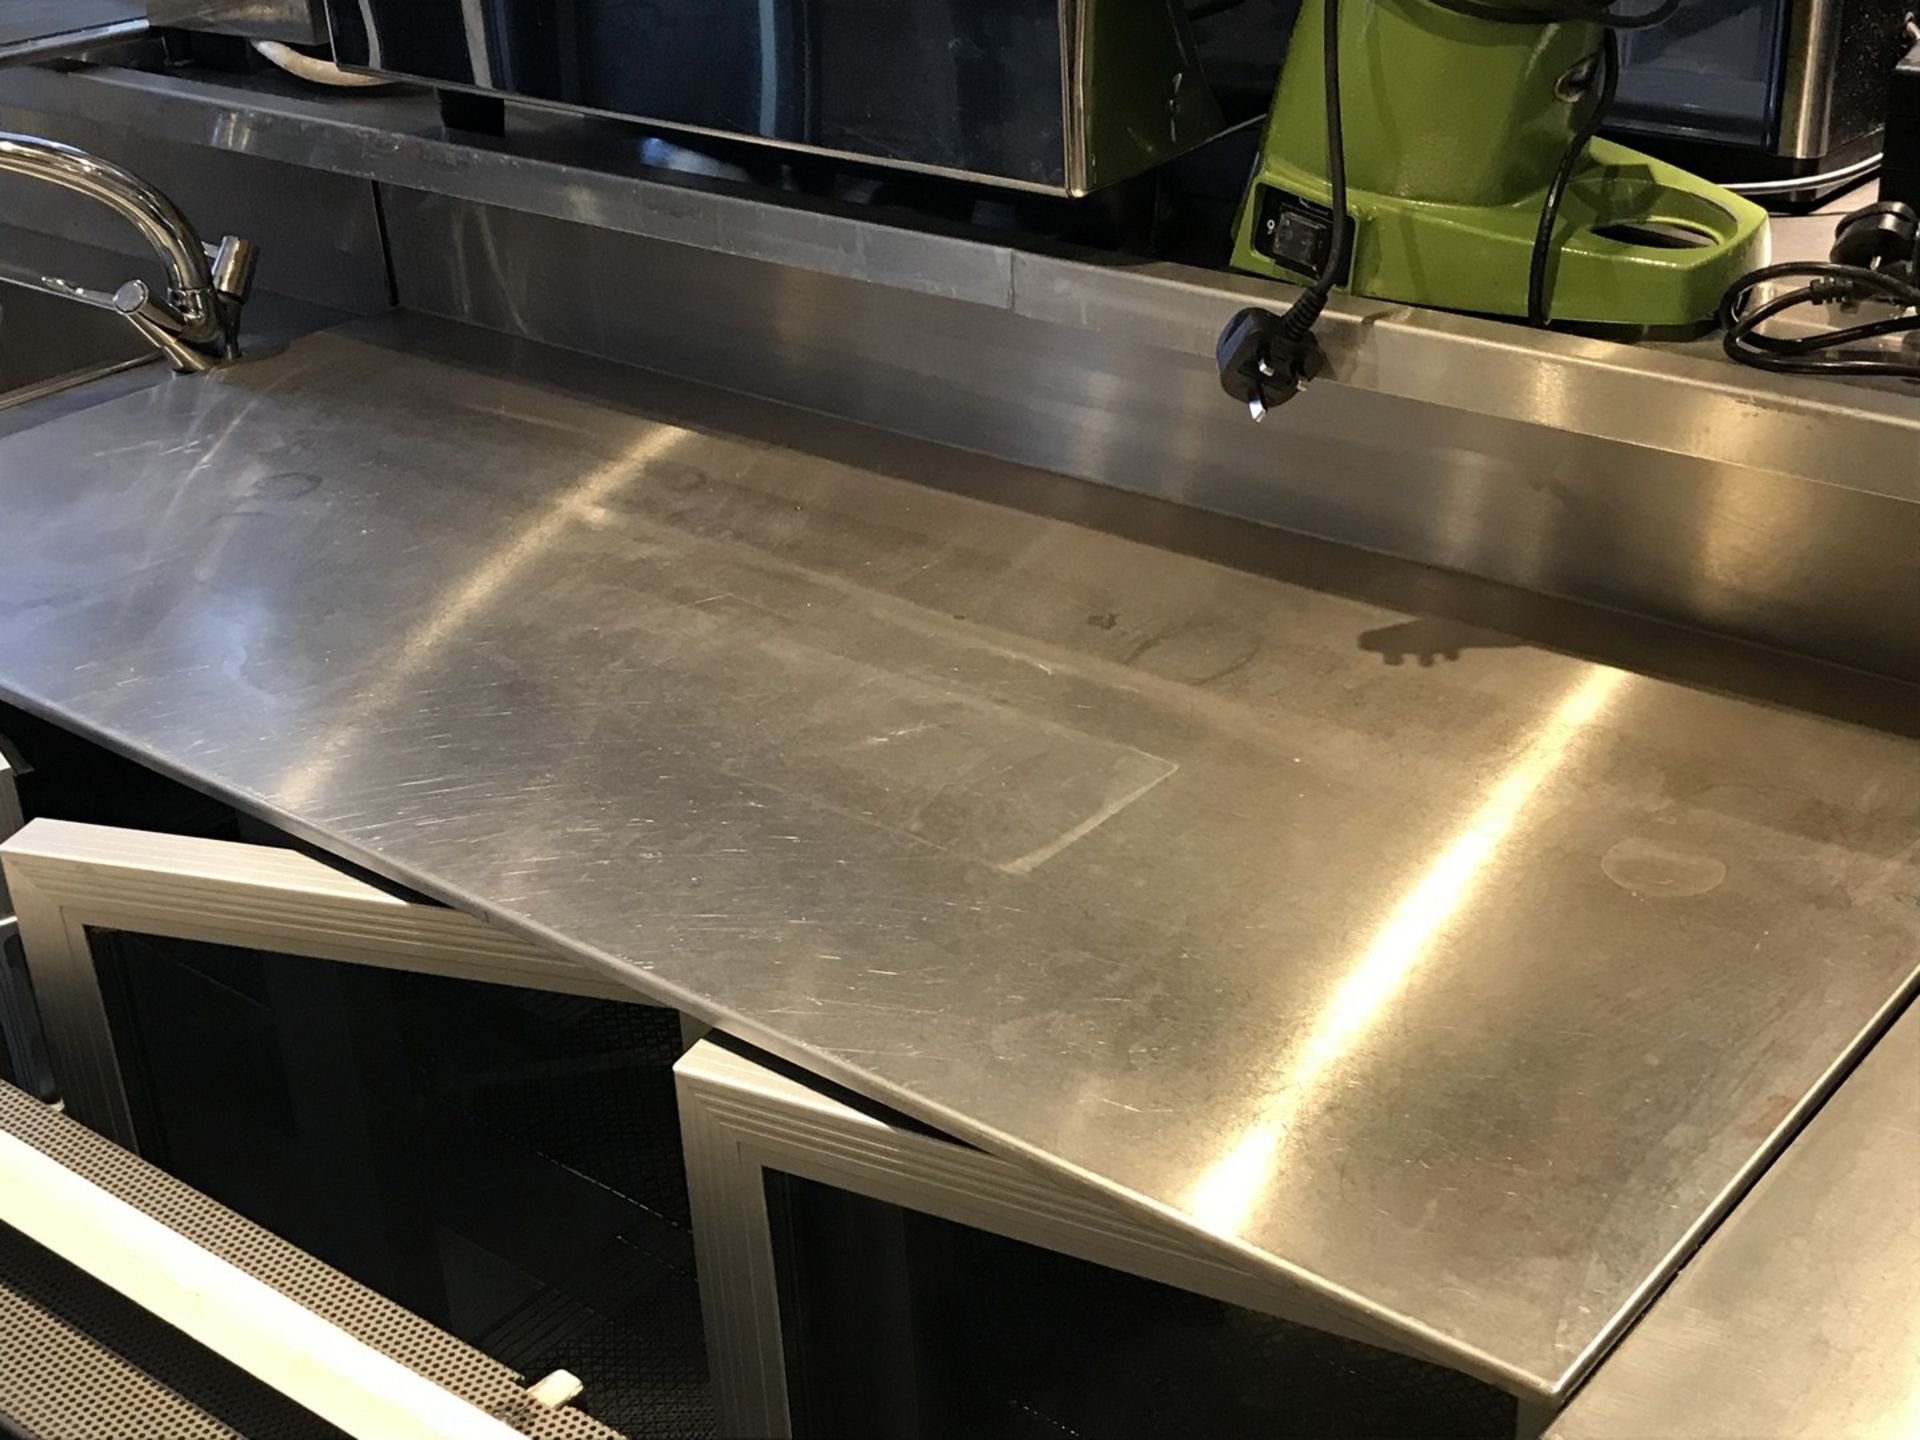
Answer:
(1230, 0, 1770, 329)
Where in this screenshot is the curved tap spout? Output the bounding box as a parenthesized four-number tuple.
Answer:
(0, 131, 255, 369)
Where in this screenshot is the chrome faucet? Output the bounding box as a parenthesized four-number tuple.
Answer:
(0, 132, 257, 373)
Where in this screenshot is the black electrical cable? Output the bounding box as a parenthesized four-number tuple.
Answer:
(1255, 0, 1348, 376)
(1721, 261, 1920, 379)
(1281, 0, 1349, 326)
(1527, 29, 1618, 326)
(1186, 0, 1255, 18)
(1422, 0, 1668, 327)
(1212, 0, 1347, 410)
(1305, 0, 1349, 307)
(1224, 0, 1659, 407)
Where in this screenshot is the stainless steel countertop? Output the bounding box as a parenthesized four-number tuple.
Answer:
(0, 2, 144, 62)
(0, 317, 1915, 1403)
(1550, 1001, 1920, 1439)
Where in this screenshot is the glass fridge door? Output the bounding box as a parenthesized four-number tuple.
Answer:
(2, 818, 712, 1439)
(675, 1037, 1524, 1440)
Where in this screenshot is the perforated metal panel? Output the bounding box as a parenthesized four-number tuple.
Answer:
(0, 1221, 336, 1440)
(0, 1081, 624, 1440)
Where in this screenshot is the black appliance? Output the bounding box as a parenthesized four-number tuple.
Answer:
(320, 0, 1272, 195)
(1610, 0, 1915, 198)
(1884, 26, 1920, 205)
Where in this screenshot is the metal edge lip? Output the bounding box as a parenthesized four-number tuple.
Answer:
(0, 68, 1019, 308)
(0, 18, 148, 63)
(1004, 250, 1920, 505)
(12, 67, 1920, 500)
(0, 350, 158, 413)
(322, 66, 1083, 199)
(1544, 965, 1920, 1406)
(1060, 0, 1085, 196)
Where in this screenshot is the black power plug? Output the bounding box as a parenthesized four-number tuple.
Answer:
(1215, 305, 1325, 420)
(1830, 202, 1920, 280)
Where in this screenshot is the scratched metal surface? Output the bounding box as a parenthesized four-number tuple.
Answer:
(1548, 1001, 1920, 1439)
(0, 317, 1915, 1403)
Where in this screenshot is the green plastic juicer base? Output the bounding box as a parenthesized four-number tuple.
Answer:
(1230, 0, 1770, 329)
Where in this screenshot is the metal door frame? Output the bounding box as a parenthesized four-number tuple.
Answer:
(0, 745, 23, 907)
(0, 747, 55, 1100)
(675, 1035, 1474, 1440)
(0, 817, 641, 1150)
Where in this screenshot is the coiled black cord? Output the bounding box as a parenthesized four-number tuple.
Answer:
(1721, 262, 1920, 379)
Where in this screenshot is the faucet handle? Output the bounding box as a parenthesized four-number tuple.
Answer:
(34, 274, 120, 310)
(210, 235, 258, 305)
(113, 279, 217, 374)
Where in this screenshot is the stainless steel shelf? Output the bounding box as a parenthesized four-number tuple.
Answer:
(1, 64, 1915, 484)
(0, 315, 1912, 1407)
(0, 65, 1020, 308)
(0, 2, 144, 65)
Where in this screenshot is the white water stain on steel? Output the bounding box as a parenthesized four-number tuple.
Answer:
(1602, 837, 1728, 899)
